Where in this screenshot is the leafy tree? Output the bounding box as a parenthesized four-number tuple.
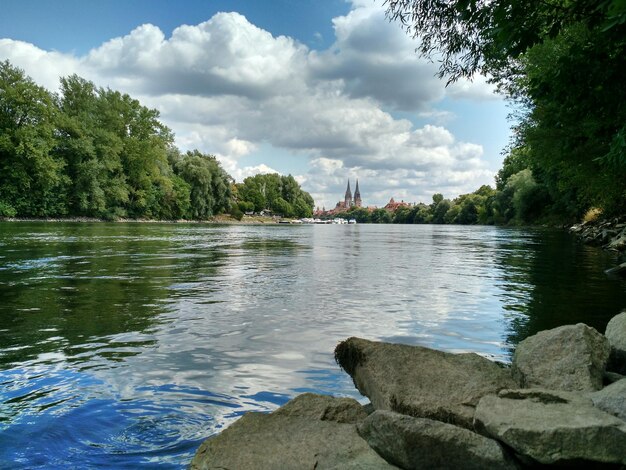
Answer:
(392, 205, 413, 224)
(273, 197, 294, 217)
(236, 173, 314, 216)
(0, 61, 68, 216)
(174, 150, 231, 219)
(385, 0, 626, 82)
(387, 0, 626, 220)
(347, 206, 371, 223)
(371, 208, 392, 224)
(431, 198, 451, 224)
(410, 203, 432, 224)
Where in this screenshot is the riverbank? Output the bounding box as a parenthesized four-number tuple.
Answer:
(0, 214, 283, 225)
(570, 216, 626, 254)
(191, 313, 626, 468)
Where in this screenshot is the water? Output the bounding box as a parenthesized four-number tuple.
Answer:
(0, 222, 624, 468)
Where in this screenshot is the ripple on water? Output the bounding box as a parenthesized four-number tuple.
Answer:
(0, 223, 624, 469)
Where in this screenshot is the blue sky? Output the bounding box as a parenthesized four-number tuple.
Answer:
(0, 0, 512, 208)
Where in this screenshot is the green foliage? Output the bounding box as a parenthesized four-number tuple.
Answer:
(0, 201, 16, 217)
(236, 173, 314, 217)
(230, 204, 244, 221)
(387, 0, 626, 221)
(0, 62, 253, 220)
(347, 206, 372, 223)
(371, 208, 392, 224)
(174, 150, 231, 219)
(0, 61, 69, 216)
(238, 200, 255, 213)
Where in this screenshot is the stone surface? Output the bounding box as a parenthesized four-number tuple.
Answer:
(604, 370, 625, 385)
(191, 393, 397, 470)
(358, 410, 517, 470)
(271, 392, 368, 424)
(511, 323, 609, 391)
(591, 378, 626, 421)
(606, 311, 626, 374)
(334, 337, 516, 429)
(475, 388, 626, 465)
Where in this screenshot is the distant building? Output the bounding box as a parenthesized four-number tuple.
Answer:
(335, 179, 363, 211)
(354, 180, 362, 207)
(384, 198, 411, 212)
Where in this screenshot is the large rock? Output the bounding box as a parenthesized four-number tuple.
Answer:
(191, 393, 397, 470)
(591, 378, 626, 421)
(358, 410, 517, 470)
(606, 311, 626, 374)
(475, 388, 626, 465)
(334, 337, 516, 429)
(511, 323, 609, 391)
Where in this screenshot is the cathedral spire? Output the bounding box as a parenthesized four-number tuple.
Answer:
(344, 180, 352, 208)
(354, 179, 362, 207)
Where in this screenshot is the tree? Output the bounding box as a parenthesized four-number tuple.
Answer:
(174, 150, 231, 219)
(371, 208, 392, 224)
(387, 0, 626, 219)
(385, 0, 626, 82)
(236, 173, 314, 216)
(0, 61, 68, 216)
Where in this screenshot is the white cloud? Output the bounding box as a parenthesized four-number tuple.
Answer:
(0, 2, 502, 210)
(446, 74, 500, 101)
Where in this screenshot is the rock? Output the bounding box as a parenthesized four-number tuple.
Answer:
(475, 388, 626, 465)
(190, 393, 397, 470)
(511, 323, 609, 391)
(358, 410, 517, 470)
(334, 337, 516, 429)
(271, 392, 368, 424)
(605, 262, 626, 277)
(607, 231, 626, 251)
(591, 378, 626, 421)
(606, 311, 626, 374)
(605, 370, 626, 385)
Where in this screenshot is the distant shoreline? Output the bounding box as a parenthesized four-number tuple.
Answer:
(0, 215, 282, 225)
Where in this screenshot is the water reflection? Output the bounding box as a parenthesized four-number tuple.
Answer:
(0, 222, 624, 468)
(493, 229, 625, 349)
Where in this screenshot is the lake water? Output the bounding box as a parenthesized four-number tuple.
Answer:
(0, 222, 624, 468)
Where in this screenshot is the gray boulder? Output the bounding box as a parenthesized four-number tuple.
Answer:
(512, 323, 609, 391)
(475, 388, 626, 465)
(591, 378, 626, 421)
(191, 393, 397, 470)
(335, 337, 516, 429)
(271, 392, 368, 423)
(606, 311, 626, 374)
(358, 410, 517, 470)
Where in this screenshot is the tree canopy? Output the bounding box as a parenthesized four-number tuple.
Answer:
(386, 0, 626, 220)
(0, 61, 313, 220)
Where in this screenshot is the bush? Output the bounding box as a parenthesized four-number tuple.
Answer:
(230, 205, 244, 221)
(0, 201, 17, 218)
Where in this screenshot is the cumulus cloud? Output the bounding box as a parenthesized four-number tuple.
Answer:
(0, 1, 502, 209)
(308, 3, 444, 111)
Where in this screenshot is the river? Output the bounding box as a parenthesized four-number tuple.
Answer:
(0, 222, 624, 468)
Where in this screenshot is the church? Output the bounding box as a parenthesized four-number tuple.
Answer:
(335, 179, 362, 211)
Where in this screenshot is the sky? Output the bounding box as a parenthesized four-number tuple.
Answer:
(0, 0, 513, 209)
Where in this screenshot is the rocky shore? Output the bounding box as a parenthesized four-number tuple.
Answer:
(570, 216, 626, 277)
(570, 216, 626, 254)
(191, 311, 626, 469)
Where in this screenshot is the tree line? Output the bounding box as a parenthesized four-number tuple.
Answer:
(0, 61, 313, 220)
(336, 178, 545, 225)
(385, 0, 626, 224)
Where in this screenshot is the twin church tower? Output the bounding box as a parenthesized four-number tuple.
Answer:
(342, 179, 362, 209)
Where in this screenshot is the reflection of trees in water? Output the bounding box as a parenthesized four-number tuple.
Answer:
(0, 223, 229, 367)
(496, 229, 626, 351)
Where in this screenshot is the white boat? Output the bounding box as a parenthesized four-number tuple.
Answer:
(348, 219, 357, 224)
